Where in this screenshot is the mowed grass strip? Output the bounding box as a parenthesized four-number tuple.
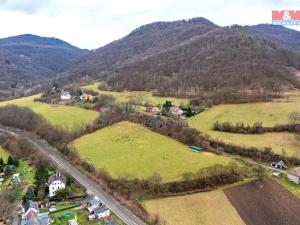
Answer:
(0, 95, 99, 130)
(188, 101, 300, 156)
(71, 121, 231, 181)
(143, 190, 245, 225)
(83, 82, 189, 107)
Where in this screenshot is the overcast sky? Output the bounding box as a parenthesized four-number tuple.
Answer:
(0, 0, 299, 49)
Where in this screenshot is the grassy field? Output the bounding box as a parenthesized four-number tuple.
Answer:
(143, 190, 245, 225)
(83, 82, 189, 107)
(188, 99, 300, 156)
(0, 146, 10, 161)
(0, 95, 99, 130)
(71, 121, 231, 181)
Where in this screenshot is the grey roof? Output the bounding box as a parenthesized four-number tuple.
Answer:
(107, 221, 119, 225)
(25, 200, 39, 213)
(277, 160, 287, 168)
(88, 196, 100, 206)
(94, 206, 109, 215)
(68, 219, 78, 225)
(48, 172, 66, 185)
(38, 212, 49, 225)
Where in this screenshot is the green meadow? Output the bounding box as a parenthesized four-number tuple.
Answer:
(83, 82, 189, 107)
(188, 99, 300, 156)
(0, 95, 99, 130)
(71, 121, 231, 182)
(0, 146, 10, 161)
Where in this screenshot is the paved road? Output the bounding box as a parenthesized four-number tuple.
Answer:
(0, 127, 147, 225)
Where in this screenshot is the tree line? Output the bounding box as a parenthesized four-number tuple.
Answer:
(213, 121, 264, 134)
(190, 89, 273, 107)
(214, 121, 300, 134)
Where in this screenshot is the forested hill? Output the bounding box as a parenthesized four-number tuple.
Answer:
(0, 34, 88, 82)
(246, 24, 300, 53)
(58, 18, 300, 97)
(106, 26, 300, 96)
(59, 17, 219, 81)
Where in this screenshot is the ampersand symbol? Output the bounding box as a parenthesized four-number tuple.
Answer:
(283, 11, 292, 20)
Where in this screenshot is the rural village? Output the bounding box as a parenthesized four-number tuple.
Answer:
(0, 83, 300, 225)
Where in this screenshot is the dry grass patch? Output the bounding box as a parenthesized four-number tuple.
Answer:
(143, 190, 245, 225)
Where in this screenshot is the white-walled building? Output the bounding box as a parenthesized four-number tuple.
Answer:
(287, 167, 300, 184)
(170, 106, 184, 115)
(48, 172, 67, 197)
(88, 206, 110, 221)
(61, 91, 72, 100)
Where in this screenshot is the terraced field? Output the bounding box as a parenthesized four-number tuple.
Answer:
(143, 190, 245, 225)
(83, 82, 189, 107)
(71, 121, 232, 181)
(0, 95, 99, 130)
(188, 98, 300, 156)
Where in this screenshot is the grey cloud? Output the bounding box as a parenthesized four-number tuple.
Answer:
(0, 0, 53, 14)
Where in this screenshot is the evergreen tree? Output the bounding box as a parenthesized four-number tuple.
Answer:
(13, 158, 19, 167)
(34, 165, 49, 197)
(162, 101, 172, 110)
(185, 107, 193, 117)
(0, 158, 4, 172)
(23, 186, 35, 203)
(7, 156, 13, 166)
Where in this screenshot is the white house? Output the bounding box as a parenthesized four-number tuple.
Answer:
(48, 172, 67, 197)
(87, 196, 102, 213)
(88, 206, 110, 221)
(146, 105, 161, 113)
(12, 173, 21, 183)
(287, 167, 300, 184)
(170, 107, 184, 116)
(270, 160, 288, 170)
(61, 91, 72, 100)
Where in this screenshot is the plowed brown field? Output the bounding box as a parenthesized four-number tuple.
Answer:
(224, 179, 300, 225)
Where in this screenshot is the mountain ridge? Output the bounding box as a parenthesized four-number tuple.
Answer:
(0, 34, 88, 101)
(58, 18, 300, 97)
(0, 34, 88, 82)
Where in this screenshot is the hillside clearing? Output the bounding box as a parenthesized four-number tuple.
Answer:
(0, 95, 99, 129)
(71, 121, 231, 181)
(83, 82, 189, 107)
(143, 190, 245, 225)
(188, 100, 300, 156)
